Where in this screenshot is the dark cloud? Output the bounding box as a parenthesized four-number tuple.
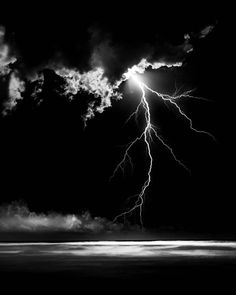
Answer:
(87, 25, 194, 82)
(0, 21, 194, 81)
(0, 21, 216, 119)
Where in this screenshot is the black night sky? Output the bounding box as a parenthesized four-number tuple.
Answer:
(0, 3, 233, 238)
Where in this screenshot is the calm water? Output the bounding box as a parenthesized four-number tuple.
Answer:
(1, 241, 236, 291)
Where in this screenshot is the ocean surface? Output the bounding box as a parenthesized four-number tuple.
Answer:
(1, 240, 236, 291)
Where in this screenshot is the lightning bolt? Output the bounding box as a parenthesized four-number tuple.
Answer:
(111, 73, 215, 227)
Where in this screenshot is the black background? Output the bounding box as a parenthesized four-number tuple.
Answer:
(0, 2, 234, 235)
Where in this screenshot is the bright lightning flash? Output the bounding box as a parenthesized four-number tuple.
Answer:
(111, 70, 215, 227)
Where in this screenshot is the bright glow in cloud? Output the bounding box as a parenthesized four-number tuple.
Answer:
(54, 57, 183, 125)
(120, 58, 182, 83)
(54, 58, 183, 123)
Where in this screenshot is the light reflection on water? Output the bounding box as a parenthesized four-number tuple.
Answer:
(1, 241, 236, 258)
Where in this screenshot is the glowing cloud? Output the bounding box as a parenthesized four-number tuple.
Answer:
(56, 67, 122, 121)
(124, 58, 182, 79)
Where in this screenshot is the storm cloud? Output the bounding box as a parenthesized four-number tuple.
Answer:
(0, 23, 215, 119)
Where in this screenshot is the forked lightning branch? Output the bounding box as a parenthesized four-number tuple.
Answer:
(111, 67, 215, 226)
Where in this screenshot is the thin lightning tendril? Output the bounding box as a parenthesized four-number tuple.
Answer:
(145, 85, 216, 141)
(111, 74, 215, 226)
